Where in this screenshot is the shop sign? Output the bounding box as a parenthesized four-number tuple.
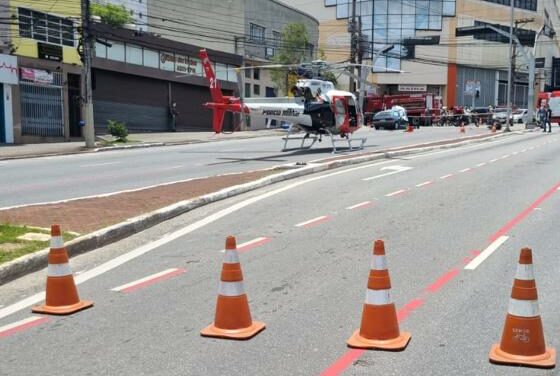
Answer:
(20, 67, 54, 84)
(38, 42, 63, 62)
(0, 54, 18, 84)
(398, 84, 427, 92)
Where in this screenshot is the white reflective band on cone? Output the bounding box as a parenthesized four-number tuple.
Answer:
(508, 298, 540, 317)
(370, 255, 387, 271)
(223, 250, 240, 264)
(365, 288, 392, 305)
(515, 264, 535, 281)
(50, 236, 64, 249)
(218, 281, 245, 296)
(47, 263, 73, 277)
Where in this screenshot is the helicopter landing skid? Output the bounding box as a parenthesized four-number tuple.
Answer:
(281, 130, 318, 152)
(328, 131, 367, 154)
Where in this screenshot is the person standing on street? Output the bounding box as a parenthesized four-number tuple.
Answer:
(424, 107, 431, 127)
(169, 101, 179, 132)
(537, 106, 546, 131)
(545, 105, 552, 133)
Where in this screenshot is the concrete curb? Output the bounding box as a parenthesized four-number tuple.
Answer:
(0, 131, 521, 285)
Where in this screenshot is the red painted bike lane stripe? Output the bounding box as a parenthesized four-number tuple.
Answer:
(320, 180, 560, 376)
(0, 316, 49, 338)
(111, 268, 186, 293)
(489, 181, 560, 242)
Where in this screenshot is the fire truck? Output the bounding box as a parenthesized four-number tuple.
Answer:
(364, 93, 443, 126)
(537, 91, 560, 122)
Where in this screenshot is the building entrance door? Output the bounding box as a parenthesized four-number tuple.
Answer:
(68, 74, 81, 137)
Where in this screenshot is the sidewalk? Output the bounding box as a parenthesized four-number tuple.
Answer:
(0, 129, 285, 160)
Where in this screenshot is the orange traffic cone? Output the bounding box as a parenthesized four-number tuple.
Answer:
(491, 124, 497, 133)
(489, 247, 556, 368)
(347, 240, 411, 350)
(201, 236, 265, 340)
(460, 124, 466, 133)
(406, 124, 414, 133)
(32, 225, 93, 315)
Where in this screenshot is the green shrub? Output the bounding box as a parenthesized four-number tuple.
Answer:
(107, 120, 128, 142)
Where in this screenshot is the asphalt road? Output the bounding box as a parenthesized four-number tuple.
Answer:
(0, 126, 507, 208)
(1, 130, 559, 375)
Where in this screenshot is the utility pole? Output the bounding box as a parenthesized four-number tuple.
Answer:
(349, 0, 357, 92)
(81, 0, 95, 148)
(509, 18, 534, 124)
(505, 0, 514, 132)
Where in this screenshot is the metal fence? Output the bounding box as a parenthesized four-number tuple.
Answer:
(20, 72, 64, 137)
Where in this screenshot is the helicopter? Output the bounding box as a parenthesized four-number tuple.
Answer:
(199, 49, 368, 153)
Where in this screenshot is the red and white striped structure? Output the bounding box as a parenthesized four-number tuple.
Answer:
(32, 225, 93, 315)
(347, 239, 411, 350)
(489, 247, 555, 368)
(201, 235, 265, 340)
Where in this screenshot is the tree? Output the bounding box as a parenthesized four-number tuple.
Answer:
(271, 23, 311, 95)
(91, 3, 133, 27)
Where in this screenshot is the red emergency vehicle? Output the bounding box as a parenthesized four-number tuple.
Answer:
(364, 93, 443, 126)
(537, 91, 560, 122)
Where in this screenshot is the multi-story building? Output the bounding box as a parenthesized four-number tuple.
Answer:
(96, 0, 149, 32)
(3, 1, 83, 144)
(280, 0, 560, 109)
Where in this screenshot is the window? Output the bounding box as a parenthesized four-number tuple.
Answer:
(144, 49, 159, 68)
(474, 20, 536, 46)
(325, 0, 337, 5)
(139, 12, 143, 19)
(107, 41, 125, 61)
(245, 68, 251, 78)
(126, 44, 143, 65)
(160, 52, 175, 71)
(481, 0, 536, 11)
(253, 68, 260, 80)
(254, 84, 261, 96)
(18, 8, 74, 46)
(272, 31, 281, 46)
(250, 23, 265, 43)
(245, 83, 251, 98)
(95, 39, 107, 58)
(216, 63, 228, 81)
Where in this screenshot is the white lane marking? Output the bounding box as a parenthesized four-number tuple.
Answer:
(521, 149, 527, 152)
(111, 268, 184, 292)
(464, 236, 509, 270)
(362, 165, 413, 181)
(295, 215, 330, 227)
(500, 154, 510, 159)
(489, 158, 499, 163)
(219, 237, 270, 253)
(385, 189, 406, 197)
(459, 168, 472, 173)
(0, 136, 523, 320)
(346, 201, 372, 210)
(512, 152, 519, 155)
(416, 181, 432, 187)
(440, 174, 453, 179)
(163, 165, 184, 171)
(80, 162, 121, 168)
(476, 162, 487, 167)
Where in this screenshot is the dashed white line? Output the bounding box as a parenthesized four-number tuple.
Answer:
(111, 268, 185, 293)
(476, 162, 487, 167)
(416, 181, 432, 187)
(163, 165, 184, 171)
(464, 236, 509, 270)
(440, 174, 453, 179)
(80, 162, 121, 168)
(500, 154, 510, 159)
(512, 152, 519, 155)
(459, 168, 472, 173)
(295, 215, 331, 227)
(489, 158, 499, 163)
(346, 201, 372, 210)
(220, 237, 270, 253)
(385, 189, 407, 197)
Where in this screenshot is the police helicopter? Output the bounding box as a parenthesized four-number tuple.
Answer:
(199, 49, 381, 153)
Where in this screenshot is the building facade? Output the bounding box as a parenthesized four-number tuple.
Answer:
(280, 0, 560, 109)
(4, 0, 83, 144)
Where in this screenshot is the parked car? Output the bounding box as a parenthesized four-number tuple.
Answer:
(492, 108, 509, 124)
(509, 109, 528, 124)
(372, 107, 408, 130)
